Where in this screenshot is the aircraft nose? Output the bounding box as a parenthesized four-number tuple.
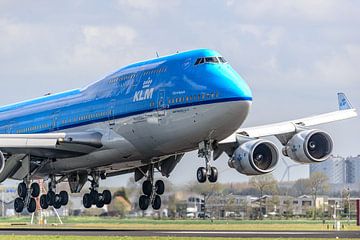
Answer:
(223, 72, 253, 101)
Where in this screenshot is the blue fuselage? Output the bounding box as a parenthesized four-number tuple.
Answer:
(0, 49, 252, 137)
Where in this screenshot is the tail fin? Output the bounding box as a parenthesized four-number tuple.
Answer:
(337, 92, 353, 110)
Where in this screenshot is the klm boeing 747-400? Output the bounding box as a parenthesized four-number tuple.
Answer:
(0, 49, 357, 213)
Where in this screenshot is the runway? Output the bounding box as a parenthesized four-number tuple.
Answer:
(0, 228, 360, 238)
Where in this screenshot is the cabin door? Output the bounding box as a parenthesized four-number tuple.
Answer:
(108, 99, 116, 130)
(157, 90, 166, 118)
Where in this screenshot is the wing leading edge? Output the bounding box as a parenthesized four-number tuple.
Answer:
(221, 93, 357, 142)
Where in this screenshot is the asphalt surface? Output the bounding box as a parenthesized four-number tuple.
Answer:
(0, 228, 360, 238)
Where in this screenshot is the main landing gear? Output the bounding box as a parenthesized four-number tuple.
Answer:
(14, 181, 40, 213)
(14, 176, 70, 213)
(39, 176, 69, 210)
(82, 172, 112, 209)
(197, 140, 218, 183)
(138, 165, 165, 211)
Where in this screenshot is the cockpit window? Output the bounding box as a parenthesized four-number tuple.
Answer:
(218, 57, 227, 63)
(195, 58, 204, 65)
(195, 56, 226, 65)
(205, 57, 219, 63)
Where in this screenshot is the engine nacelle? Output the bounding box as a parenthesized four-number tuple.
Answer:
(229, 139, 279, 175)
(283, 130, 333, 163)
(0, 151, 4, 174)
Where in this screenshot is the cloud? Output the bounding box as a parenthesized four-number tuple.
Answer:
(228, 0, 355, 23)
(116, 0, 180, 16)
(67, 25, 139, 79)
(312, 44, 360, 85)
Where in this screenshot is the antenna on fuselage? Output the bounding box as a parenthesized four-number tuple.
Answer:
(156, 52, 160, 58)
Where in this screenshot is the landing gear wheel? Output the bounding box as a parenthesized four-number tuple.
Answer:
(46, 190, 56, 206)
(96, 200, 104, 208)
(152, 195, 161, 210)
(208, 167, 218, 183)
(40, 195, 49, 209)
(30, 182, 40, 198)
(83, 193, 92, 209)
(17, 182, 27, 199)
(139, 195, 150, 211)
(53, 194, 62, 209)
(142, 180, 152, 196)
(59, 191, 69, 206)
(14, 197, 24, 213)
(197, 167, 207, 183)
(155, 180, 165, 195)
(102, 190, 112, 205)
(90, 190, 98, 205)
(27, 198, 36, 213)
(96, 194, 105, 208)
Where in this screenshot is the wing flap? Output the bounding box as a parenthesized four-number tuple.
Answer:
(0, 132, 102, 159)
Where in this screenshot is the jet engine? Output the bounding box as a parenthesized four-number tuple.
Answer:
(283, 130, 333, 163)
(228, 139, 279, 175)
(0, 151, 4, 174)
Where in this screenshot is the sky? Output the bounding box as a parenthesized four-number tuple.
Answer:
(0, 0, 359, 187)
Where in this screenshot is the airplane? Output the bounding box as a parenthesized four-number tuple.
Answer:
(0, 49, 356, 213)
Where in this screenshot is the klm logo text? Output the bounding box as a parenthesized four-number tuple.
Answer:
(133, 88, 154, 102)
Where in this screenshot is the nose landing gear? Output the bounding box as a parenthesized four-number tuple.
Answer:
(197, 140, 218, 183)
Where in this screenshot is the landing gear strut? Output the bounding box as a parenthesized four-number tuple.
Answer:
(83, 172, 112, 209)
(138, 165, 165, 211)
(197, 140, 218, 183)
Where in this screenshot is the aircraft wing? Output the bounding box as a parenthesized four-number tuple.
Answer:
(220, 93, 357, 144)
(0, 132, 103, 159)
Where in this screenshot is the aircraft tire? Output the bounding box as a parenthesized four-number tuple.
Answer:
(96, 196, 105, 208)
(90, 190, 98, 204)
(46, 190, 56, 206)
(40, 194, 49, 209)
(17, 182, 27, 199)
(139, 195, 150, 211)
(14, 197, 24, 213)
(142, 180, 152, 196)
(197, 167, 207, 183)
(53, 194, 62, 209)
(59, 191, 69, 206)
(102, 190, 112, 205)
(152, 195, 161, 210)
(208, 167, 218, 183)
(83, 193, 92, 209)
(30, 182, 40, 198)
(155, 180, 165, 195)
(27, 198, 36, 213)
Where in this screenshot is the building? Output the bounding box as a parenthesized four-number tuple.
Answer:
(310, 155, 345, 185)
(345, 155, 360, 185)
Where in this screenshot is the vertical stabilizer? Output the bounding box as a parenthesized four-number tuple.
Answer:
(337, 92, 353, 110)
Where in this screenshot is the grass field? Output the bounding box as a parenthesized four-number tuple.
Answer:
(0, 217, 359, 231)
(0, 217, 359, 239)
